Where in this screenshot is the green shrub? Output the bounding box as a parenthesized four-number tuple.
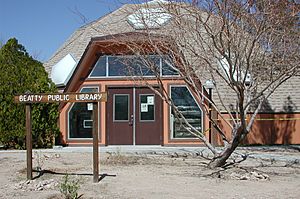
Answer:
(0, 38, 59, 149)
(59, 174, 82, 199)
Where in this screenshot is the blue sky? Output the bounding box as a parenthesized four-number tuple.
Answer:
(0, 0, 133, 62)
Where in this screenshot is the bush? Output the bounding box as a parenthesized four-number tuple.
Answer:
(0, 38, 59, 149)
(59, 174, 82, 199)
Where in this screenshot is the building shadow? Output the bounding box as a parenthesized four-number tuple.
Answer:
(244, 96, 297, 145)
(279, 96, 297, 144)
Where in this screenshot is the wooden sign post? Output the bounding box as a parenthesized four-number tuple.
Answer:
(26, 104, 32, 180)
(14, 92, 107, 183)
(92, 102, 99, 183)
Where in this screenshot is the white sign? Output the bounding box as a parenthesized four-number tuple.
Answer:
(147, 96, 154, 105)
(141, 103, 148, 112)
(87, 103, 93, 111)
(14, 92, 107, 103)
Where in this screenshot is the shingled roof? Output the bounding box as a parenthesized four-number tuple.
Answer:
(44, 4, 137, 74)
(44, 1, 300, 113)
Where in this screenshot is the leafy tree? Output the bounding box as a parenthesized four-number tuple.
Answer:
(0, 38, 59, 149)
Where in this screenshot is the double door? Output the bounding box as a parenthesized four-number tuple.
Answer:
(106, 87, 162, 145)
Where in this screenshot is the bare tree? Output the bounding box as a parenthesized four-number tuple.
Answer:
(81, 0, 299, 167)
(103, 0, 299, 167)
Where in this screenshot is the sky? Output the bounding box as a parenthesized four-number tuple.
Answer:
(0, 0, 133, 62)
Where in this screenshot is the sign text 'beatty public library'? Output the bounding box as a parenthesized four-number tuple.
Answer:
(14, 93, 107, 103)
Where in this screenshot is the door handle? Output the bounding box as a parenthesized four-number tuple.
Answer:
(129, 114, 134, 126)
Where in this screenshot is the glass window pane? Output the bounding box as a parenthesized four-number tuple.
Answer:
(140, 95, 155, 121)
(90, 56, 106, 77)
(90, 55, 178, 77)
(109, 56, 129, 76)
(136, 55, 159, 76)
(68, 87, 98, 138)
(114, 95, 129, 121)
(108, 55, 159, 77)
(162, 56, 179, 76)
(81, 87, 98, 93)
(69, 103, 93, 138)
(171, 86, 202, 138)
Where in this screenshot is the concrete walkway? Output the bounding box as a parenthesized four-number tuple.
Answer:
(0, 145, 211, 155)
(1, 145, 300, 163)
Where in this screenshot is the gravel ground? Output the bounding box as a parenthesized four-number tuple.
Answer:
(0, 146, 299, 199)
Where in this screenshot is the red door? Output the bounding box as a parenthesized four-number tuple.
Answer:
(107, 88, 133, 145)
(135, 88, 162, 145)
(106, 87, 162, 145)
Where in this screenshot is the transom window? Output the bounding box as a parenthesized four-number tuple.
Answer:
(89, 55, 179, 78)
(170, 86, 203, 138)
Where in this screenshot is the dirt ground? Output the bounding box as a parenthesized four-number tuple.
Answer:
(0, 148, 300, 199)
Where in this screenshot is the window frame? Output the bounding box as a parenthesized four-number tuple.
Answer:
(88, 55, 180, 79)
(67, 86, 100, 140)
(169, 84, 203, 140)
(113, 94, 130, 122)
(83, 120, 93, 129)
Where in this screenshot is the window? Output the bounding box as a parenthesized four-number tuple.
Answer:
(170, 86, 202, 138)
(109, 56, 130, 76)
(108, 56, 159, 76)
(140, 94, 155, 121)
(89, 55, 178, 78)
(114, 94, 129, 121)
(68, 87, 98, 139)
(89, 56, 106, 77)
(162, 56, 179, 76)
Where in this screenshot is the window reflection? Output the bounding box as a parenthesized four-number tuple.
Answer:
(89, 55, 178, 77)
(171, 86, 202, 138)
(89, 56, 106, 77)
(114, 95, 129, 121)
(140, 95, 155, 121)
(68, 87, 98, 138)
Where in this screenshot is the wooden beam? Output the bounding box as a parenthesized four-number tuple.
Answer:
(92, 102, 99, 183)
(26, 104, 32, 180)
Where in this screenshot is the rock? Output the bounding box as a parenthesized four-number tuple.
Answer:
(14, 178, 58, 192)
(250, 171, 269, 180)
(53, 145, 63, 150)
(44, 184, 52, 189)
(230, 171, 269, 181)
(55, 154, 60, 158)
(230, 172, 240, 180)
(170, 152, 179, 158)
(239, 175, 250, 180)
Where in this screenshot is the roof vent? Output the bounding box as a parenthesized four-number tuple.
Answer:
(51, 54, 77, 87)
(127, 7, 172, 29)
(143, 0, 169, 4)
(217, 57, 252, 86)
